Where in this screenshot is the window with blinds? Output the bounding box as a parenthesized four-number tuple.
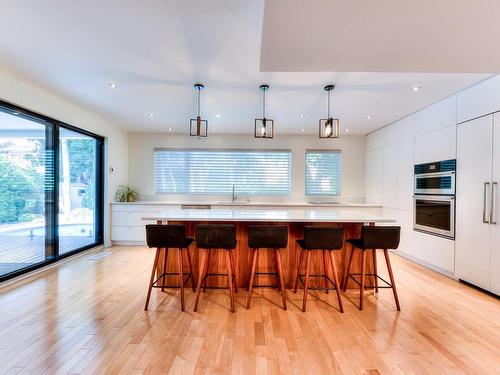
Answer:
(305, 150, 342, 196)
(154, 149, 291, 195)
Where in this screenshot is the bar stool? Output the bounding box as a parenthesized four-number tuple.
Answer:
(246, 225, 288, 310)
(144, 224, 195, 312)
(193, 224, 238, 313)
(294, 226, 344, 313)
(343, 226, 401, 311)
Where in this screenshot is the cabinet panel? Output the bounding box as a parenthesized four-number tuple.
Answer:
(383, 208, 413, 256)
(414, 125, 456, 164)
(383, 144, 398, 208)
(365, 148, 384, 203)
(397, 139, 415, 211)
(491, 113, 500, 294)
(457, 75, 500, 123)
(456, 115, 493, 289)
(415, 96, 457, 137)
(413, 231, 454, 272)
(366, 129, 385, 151)
(385, 115, 415, 145)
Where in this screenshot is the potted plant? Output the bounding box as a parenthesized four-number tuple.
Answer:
(115, 185, 140, 202)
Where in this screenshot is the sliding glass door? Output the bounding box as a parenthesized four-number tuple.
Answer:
(0, 102, 103, 281)
(58, 127, 99, 255)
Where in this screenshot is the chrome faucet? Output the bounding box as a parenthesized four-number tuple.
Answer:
(232, 184, 237, 203)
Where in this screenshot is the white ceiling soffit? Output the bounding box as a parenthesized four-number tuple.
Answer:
(261, 0, 500, 73)
(0, 0, 491, 135)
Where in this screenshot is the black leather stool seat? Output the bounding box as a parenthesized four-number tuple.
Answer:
(146, 224, 194, 248)
(296, 226, 344, 250)
(196, 224, 237, 249)
(248, 225, 288, 249)
(347, 226, 400, 250)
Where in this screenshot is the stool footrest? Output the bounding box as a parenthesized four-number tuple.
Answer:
(298, 274, 339, 291)
(152, 272, 192, 289)
(201, 272, 236, 290)
(348, 273, 393, 289)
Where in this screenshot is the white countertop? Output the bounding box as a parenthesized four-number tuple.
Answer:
(112, 200, 382, 208)
(142, 208, 394, 223)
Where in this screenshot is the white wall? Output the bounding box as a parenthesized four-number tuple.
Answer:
(0, 68, 129, 246)
(128, 133, 366, 202)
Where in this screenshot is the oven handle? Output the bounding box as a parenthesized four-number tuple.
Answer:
(483, 182, 490, 224)
(491, 182, 497, 225)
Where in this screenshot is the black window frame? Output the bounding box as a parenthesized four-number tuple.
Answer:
(0, 99, 104, 282)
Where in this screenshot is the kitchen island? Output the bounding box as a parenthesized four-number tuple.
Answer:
(142, 209, 395, 289)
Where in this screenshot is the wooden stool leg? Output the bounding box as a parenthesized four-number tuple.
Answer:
(177, 248, 185, 311)
(294, 249, 305, 294)
(322, 250, 329, 294)
(144, 248, 161, 311)
(383, 249, 401, 311)
(226, 251, 236, 313)
(359, 250, 367, 311)
(229, 250, 238, 293)
(328, 251, 344, 313)
(203, 250, 211, 293)
(273, 249, 281, 291)
(275, 248, 287, 310)
(194, 249, 208, 312)
(186, 247, 195, 292)
(342, 244, 355, 292)
(372, 249, 378, 293)
(162, 248, 169, 292)
(302, 251, 311, 312)
(246, 248, 259, 309)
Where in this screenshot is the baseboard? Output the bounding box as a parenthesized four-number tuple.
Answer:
(390, 249, 457, 279)
(111, 241, 146, 246)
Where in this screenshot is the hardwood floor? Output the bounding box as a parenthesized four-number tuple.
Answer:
(0, 245, 499, 375)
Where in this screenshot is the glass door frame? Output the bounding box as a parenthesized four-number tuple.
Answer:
(0, 99, 104, 282)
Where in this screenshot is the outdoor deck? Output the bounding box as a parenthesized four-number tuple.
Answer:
(0, 234, 95, 276)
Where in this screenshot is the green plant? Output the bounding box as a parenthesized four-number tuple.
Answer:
(115, 185, 140, 202)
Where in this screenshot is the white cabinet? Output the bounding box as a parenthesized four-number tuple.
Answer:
(366, 129, 385, 151)
(490, 113, 500, 295)
(414, 96, 457, 137)
(397, 139, 414, 211)
(383, 144, 398, 208)
(385, 115, 415, 145)
(456, 115, 497, 292)
(413, 231, 455, 273)
(414, 125, 456, 164)
(457, 75, 500, 124)
(365, 148, 384, 203)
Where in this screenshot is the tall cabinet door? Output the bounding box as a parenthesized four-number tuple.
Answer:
(491, 114, 500, 295)
(456, 115, 493, 289)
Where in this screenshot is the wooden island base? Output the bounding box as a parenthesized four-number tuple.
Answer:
(154, 221, 374, 290)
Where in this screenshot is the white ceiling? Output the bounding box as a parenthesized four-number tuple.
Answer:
(0, 0, 492, 135)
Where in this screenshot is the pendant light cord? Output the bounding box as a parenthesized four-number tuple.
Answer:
(327, 89, 331, 118)
(262, 88, 266, 118)
(197, 87, 201, 117)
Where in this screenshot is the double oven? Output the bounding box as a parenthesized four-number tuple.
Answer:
(413, 159, 456, 239)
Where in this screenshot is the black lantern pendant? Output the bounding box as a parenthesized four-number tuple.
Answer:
(254, 84, 274, 138)
(190, 83, 208, 137)
(319, 84, 340, 138)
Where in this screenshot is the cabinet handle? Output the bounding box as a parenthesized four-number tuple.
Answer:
(483, 182, 490, 224)
(491, 182, 497, 225)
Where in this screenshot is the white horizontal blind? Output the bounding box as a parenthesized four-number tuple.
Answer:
(154, 149, 291, 195)
(305, 150, 342, 196)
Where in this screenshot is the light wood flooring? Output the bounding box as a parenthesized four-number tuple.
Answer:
(0, 245, 499, 374)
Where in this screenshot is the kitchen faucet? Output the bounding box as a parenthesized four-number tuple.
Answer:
(232, 184, 237, 203)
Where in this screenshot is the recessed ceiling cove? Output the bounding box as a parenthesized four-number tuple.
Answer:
(260, 0, 500, 73)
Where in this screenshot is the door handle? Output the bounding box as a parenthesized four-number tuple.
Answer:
(483, 182, 490, 224)
(491, 181, 497, 225)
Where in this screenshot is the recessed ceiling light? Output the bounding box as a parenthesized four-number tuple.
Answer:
(148, 113, 154, 118)
(345, 128, 350, 133)
(215, 114, 221, 118)
(412, 85, 421, 92)
(12, 111, 19, 115)
(108, 82, 117, 89)
(168, 127, 173, 131)
(299, 114, 305, 118)
(301, 128, 305, 132)
(367, 115, 373, 120)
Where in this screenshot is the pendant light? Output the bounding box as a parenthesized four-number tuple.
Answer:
(319, 84, 340, 138)
(254, 84, 274, 138)
(190, 83, 208, 137)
